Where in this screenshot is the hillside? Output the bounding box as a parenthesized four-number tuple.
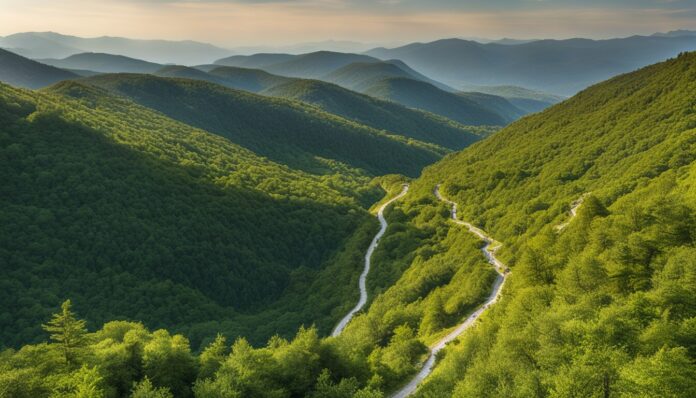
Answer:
(0, 31, 230, 64)
(0, 78, 400, 351)
(366, 35, 696, 95)
(325, 61, 434, 92)
(262, 78, 491, 149)
(407, 51, 696, 396)
(264, 51, 379, 78)
(460, 84, 565, 113)
(0, 48, 77, 89)
(364, 77, 523, 125)
(112, 65, 490, 150)
(207, 66, 292, 92)
(76, 73, 444, 176)
(154, 65, 229, 86)
(458, 91, 527, 121)
(324, 60, 453, 92)
(213, 52, 295, 68)
(40, 52, 163, 73)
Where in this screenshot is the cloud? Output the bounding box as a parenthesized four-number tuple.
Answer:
(1, 0, 694, 46)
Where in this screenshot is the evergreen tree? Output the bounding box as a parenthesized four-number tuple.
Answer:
(42, 300, 88, 366)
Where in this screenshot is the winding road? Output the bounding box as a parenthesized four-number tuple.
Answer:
(391, 185, 508, 398)
(332, 184, 410, 337)
(392, 187, 588, 397)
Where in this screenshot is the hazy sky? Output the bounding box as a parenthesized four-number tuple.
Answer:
(1, 0, 695, 47)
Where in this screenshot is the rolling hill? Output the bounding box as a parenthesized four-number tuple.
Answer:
(263, 51, 379, 79)
(363, 77, 523, 125)
(76, 73, 444, 176)
(366, 35, 696, 95)
(325, 60, 451, 92)
(0, 48, 78, 89)
(261, 78, 491, 149)
(213, 52, 295, 69)
(460, 84, 565, 113)
(207, 66, 293, 92)
(154, 65, 229, 86)
(102, 64, 491, 150)
(40, 52, 163, 73)
(209, 52, 529, 126)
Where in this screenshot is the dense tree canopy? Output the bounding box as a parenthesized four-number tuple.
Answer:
(0, 80, 393, 349)
(3, 47, 696, 398)
(411, 52, 696, 397)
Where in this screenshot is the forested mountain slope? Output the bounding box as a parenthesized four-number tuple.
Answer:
(407, 51, 696, 396)
(154, 65, 228, 86)
(364, 77, 522, 126)
(261, 78, 492, 150)
(0, 79, 392, 351)
(206, 66, 293, 92)
(147, 66, 490, 150)
(0, 48, 77, 89)
(460, 84, 565, 113)
(255, 51, 378, 79)
(325, 61, 454, 92)
(73, 74, 443, 176)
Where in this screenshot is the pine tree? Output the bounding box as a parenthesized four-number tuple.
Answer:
(42, 299, 88, 366)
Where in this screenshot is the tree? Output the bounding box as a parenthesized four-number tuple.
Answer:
(131, 377, 174, 398)
(143, 330, 197, 398)
(51, 365, 106, 398)
(198, 334, 227, 381)
(42, 299, 88, 366)
(617, 347, 696, 398)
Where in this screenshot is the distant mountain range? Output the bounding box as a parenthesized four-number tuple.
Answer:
(0, 47, 548, 127)
(39, 52, 163, 74)
(0, 32, 231, 64)
(211, 51, 540, 124)
(365, 34, 696, 95)
(216, 51, 378, 80)
(0, 48, 78, 89)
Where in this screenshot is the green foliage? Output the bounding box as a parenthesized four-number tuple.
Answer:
(142, 331, 197, 397)
(131, 377, 174, 398)
(50, 365, 106, 398)
(197, 335, 227, 381)
(0, 182, 497, 397)
(5, 39, 696, 398)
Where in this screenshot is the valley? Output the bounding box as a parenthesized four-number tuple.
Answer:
(332, 184, 409, 337)
(1, 18, 695, 398)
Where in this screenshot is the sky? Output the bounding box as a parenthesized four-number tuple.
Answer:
(1, 0, 695, 48)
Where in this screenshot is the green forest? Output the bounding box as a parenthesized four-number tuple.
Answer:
(0, 79, 399, 350)
(2, 43, 696, 397)
(410, 52, 696, 396)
